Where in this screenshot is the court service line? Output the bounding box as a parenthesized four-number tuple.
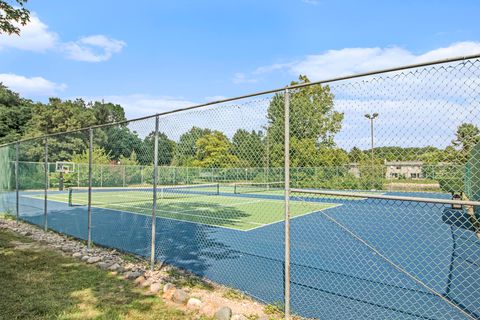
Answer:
(25, 194, 342, 231)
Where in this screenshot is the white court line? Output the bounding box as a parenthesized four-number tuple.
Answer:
(37, 194, 263, 226)
(25, 193, 342, 231)
(96, 201, 264, 226)
(246, 203, 343, 231)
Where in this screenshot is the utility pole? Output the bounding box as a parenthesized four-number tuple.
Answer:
(365, 113, 379, 161)
(365, 113, 379, 185)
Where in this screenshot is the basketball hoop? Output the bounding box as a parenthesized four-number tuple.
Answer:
(55, 161, 75, 173)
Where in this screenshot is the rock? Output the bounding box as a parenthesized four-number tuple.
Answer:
(125, 270, 143, 280)
(97, 262, 111, 270)
(134, 275, 145, 286)
(214, 306, 232, 320)
(162, 287, 176, 301)
(172, 289, 188, 304)
(231, 315, 248, 320)
(72, 252, 82, 258)
(141, 277, 153, 288)
(163, 282, 175, 293)
(200, 302, 217, 317)
(108, 263, 121, 271)
(81, 255, 90, 261)
(87, 256, 102, 264)
(187, 298, 202, 310)
(149, 282, 162, 293)
(61, 245, 73, 252)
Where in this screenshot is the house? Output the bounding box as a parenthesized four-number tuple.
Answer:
(347, 161, 424, 179)
(385, 161, 423, 179)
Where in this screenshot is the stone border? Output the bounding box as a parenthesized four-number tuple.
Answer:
(0, 217, 281, 320)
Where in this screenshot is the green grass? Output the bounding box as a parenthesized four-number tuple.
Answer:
(31, 190, 337, 231)
(0, 228, 195, 320)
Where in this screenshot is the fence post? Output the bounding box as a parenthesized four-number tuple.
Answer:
(151, 115, 159, 270)
(87, 128, 93, 249)
(284, 88, 291, 319)
(44, 137, 48, 231)
(15, 142, 19, 223)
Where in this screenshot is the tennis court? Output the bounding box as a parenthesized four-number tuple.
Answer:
(3, 56, 480, 320)
(15, 187, 478, 319)
(27, 183, 339, 231)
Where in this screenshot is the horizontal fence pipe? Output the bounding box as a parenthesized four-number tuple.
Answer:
(2, 53, 480, 148)
(290, 188, 480, 207)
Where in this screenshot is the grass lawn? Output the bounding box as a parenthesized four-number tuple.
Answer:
(0, 228, 200, 320)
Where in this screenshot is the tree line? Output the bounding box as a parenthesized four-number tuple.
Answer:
(1, 78, 479, 171)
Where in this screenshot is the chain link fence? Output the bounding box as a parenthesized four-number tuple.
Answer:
(1, 55, 480, 319)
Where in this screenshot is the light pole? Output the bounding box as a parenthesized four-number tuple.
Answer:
(365, 113, 379, 187)
(364, 113, 379, 161)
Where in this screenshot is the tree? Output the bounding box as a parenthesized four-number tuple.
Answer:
(119, 150, 139, 166)
(96, 125, 143, 162)
(172, 127, 211, 166)
(268, 75, 343, 144)
(192, 131, 240, 168)
(349, 146, 365, 163)
(0, 83, 33, 144)
(232, 129, 265, 167)
(267, 75, 344, 166)
(70, 147, 111, 164)
(22, 98, 96, 161)
(358, 157, 385, 190)
(26, 98, 96, 136)
(91, 101, 126, 125)
(140, 132, 175, 165)
(452, 123, 480, 163)
(0, 0, 29, 35)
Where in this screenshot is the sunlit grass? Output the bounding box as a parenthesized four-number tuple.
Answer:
(0, 228, 194, 320)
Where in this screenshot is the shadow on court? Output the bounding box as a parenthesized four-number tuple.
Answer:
(155, 200, 253, 228)
(14, 192, 480, 320)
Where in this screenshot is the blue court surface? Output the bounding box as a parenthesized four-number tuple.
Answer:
(3, 189, 480, 320)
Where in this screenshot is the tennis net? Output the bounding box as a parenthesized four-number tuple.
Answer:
(68, 183, 220, 206)
(233, 181, 284, 194)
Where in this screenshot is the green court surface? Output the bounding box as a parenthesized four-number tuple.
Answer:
(32, 189, 338, 231)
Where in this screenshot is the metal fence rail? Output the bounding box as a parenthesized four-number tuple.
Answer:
(1, 55, 480, 319)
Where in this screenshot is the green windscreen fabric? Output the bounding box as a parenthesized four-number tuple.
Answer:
(0, 145, 14, 217)
(465, 142, 480, 218)
(0, 146, 13, 192)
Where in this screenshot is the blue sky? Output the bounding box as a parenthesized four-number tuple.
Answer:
(1, 0, 480, 119)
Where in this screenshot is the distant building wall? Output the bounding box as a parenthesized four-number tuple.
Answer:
(348, 161, 425, 179)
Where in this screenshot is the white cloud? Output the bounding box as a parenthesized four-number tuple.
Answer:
(84, 94, 197, 119)
(0, 12, 58, 52)
(252, 41, 480, 81)
(232, 73, 259, 84)
(205, 95, 228, 102)
(0, 73, 66, 96)
(0, 12, 125, 62)
(302, 0, 319, 5)
(63, 35, 126, 62)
